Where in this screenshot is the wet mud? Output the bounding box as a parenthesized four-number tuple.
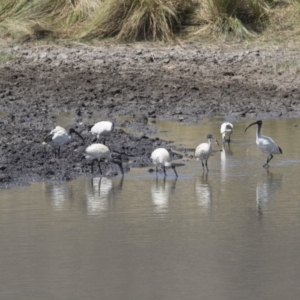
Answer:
(0, 43, 299, 186)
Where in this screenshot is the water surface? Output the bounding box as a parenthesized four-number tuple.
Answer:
(1, 118, 300, 300)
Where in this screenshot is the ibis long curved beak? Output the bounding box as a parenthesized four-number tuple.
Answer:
(244, 121, 258, 132)
(215, 139, 220, 146)
(70, 128, 85, 144)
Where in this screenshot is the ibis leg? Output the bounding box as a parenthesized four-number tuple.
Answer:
(263, 154, 273, 168)
(97, 160, 102, 175)
(91, 158, 98, 174)
(163, 166, 167, 177)
(267, 154, 273, 164)
(205, 160, 209, 172)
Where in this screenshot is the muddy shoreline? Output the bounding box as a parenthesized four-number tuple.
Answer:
(0, 43, 299, 187)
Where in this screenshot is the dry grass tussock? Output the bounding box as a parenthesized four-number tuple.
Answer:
(0, 0, 102, 41)
(190, 0, 270, 40)
(0, 0, 300, 44)
(81, 0, 196, 42)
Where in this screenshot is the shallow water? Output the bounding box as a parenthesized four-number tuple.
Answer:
(1, 118, 300, 300)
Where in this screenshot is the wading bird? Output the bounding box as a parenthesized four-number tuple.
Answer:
(151, 148, 178, 177)
(195, 134, 219, 172)
(89, 121, 114, 144)
(44, 126, 84, 158)
(220, 122, 234, 145)
(81, 143, 124, 176)
(244, 120, 282, 168)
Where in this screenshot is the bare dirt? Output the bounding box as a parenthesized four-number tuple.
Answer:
(0, 43, 299, 187)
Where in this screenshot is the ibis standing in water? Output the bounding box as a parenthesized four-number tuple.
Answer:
(89, 121, 114, 144)
(151, 148, 178, 177)
(245, 120, 282, 168)
(81, 143, 124, 176)
(220, 122, 234, 145)
(195, 134, 219, 172)
(44, 126, 85, 158)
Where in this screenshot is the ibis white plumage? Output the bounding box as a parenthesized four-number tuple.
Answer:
(245, 120, 282, 168)
(151, 148, 178, 177)
(220, 122, 234, 144)
(89, 121, 114, 144)
(44, 126, 84, 158)
(81, 143, 124, 176)
(195, 134, 219, 172)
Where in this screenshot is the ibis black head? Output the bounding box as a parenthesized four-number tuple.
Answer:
(69, 128, 85, 144)
(43, 133, 53, 143)
(245, 120, 262, 132)
(207, 134, 219, 145)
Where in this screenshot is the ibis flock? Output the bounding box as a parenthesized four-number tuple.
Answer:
(43, 119, 283, 178)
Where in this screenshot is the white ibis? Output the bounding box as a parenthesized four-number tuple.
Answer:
(81, 143, 123, 176)
(151, 148, 178, 177)
(195, 134, 219, 172)
(220, 122, 234, 144)
(44, 126, 84, 158)
(245, 120, 282, 168)
(89, 121, 114, 144)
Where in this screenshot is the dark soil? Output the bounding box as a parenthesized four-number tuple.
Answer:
(0, 43, 299, 187)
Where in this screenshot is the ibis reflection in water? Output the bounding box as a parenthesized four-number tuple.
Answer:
(195, 173, 212, 213)
(220, 145, 233, 184)
(245, 120, 282, 168)
(256, 171, 282, 216)
(86, 176, 124, 216)
(43, 182, 73, 211)
(151, 177, 177, 214)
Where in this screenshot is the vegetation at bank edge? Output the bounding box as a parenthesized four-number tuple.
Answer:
(0, 0, 300, 44)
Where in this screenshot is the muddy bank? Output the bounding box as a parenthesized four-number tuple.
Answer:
(0, 43, 299, 186)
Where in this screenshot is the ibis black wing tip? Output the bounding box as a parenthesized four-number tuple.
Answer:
(279, 146, 283, 154)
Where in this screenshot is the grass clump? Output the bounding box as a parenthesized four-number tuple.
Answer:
(0, 0, 34, 21)
(191, 0, 270, 40)
(82, 0, 196, 42)
(0, 0, 102, 41)
(1, 0, 300, 45)
(30, 0, 102, 36)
